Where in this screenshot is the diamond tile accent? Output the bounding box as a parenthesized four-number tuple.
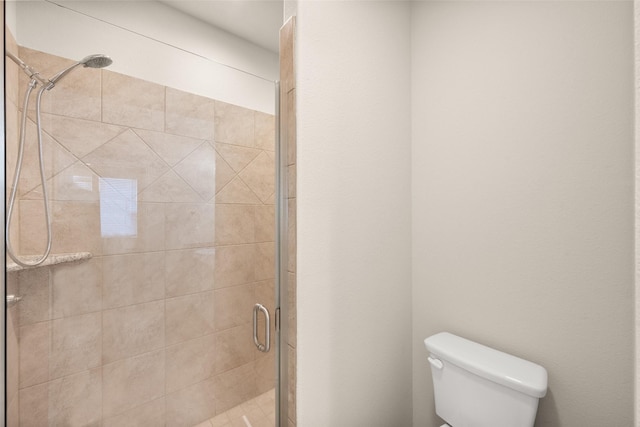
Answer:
(134, 128, 203, 167)
(215, 152, 236, 194)
(139, 170, 201, 203)
(238, 152, 275, 203)
(174, 143, 216, 201)
(215, 177, 261, 205)
(38, 113, 126, 158)
(17, 118, 77, 196)
(216, 143, 261, 173)
(23, 161, 101, 202)
(82, 129, 169, 192)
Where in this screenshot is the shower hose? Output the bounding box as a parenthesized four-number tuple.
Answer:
(6, 78, 53, 267)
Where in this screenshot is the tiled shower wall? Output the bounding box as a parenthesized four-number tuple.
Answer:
(6, 27, 21, 427)
(6, 37, 276, 427)
(280, 17, 297, 427)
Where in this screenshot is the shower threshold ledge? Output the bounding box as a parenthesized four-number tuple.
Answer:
(6, 252, 92, 272)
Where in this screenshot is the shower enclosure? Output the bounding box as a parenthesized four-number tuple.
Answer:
(4, 1, 285, 426)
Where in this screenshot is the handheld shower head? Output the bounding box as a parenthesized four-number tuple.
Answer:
(47, 54, 112, 88)
(80, 54, 113, 69)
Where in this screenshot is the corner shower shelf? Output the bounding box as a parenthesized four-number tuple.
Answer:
(7, 252, 93, 272)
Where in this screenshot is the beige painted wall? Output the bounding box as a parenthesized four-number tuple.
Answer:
(9, 1, 276, 114)
(412, 2, 634, 426)
(295, 1, 413, 425)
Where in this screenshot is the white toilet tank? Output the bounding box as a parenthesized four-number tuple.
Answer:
(424, 332, 547, 427)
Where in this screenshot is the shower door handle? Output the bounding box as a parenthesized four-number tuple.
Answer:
(6, 294, 22, 307)
(253, 303, 270, 353)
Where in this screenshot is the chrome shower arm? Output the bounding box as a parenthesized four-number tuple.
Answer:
(5, 51, 51, 87)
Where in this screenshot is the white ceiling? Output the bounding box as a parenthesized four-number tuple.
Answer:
(159, 0, 283, 53)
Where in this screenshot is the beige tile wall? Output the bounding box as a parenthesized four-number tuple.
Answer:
(6, 25, 21, 427)
(6, 45, 276, 427)
(280, 17, 297, 427)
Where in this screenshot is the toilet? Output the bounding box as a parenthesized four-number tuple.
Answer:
(424, 332, 547, 427)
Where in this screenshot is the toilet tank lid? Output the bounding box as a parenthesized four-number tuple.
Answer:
(424, 332, 548, 398)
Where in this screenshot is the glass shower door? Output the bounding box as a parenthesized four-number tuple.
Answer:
(4, 2, 280, 426)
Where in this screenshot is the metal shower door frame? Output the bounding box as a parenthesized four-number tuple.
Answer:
(275, 79, 289, 427)
(1, 1, 7, 423)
